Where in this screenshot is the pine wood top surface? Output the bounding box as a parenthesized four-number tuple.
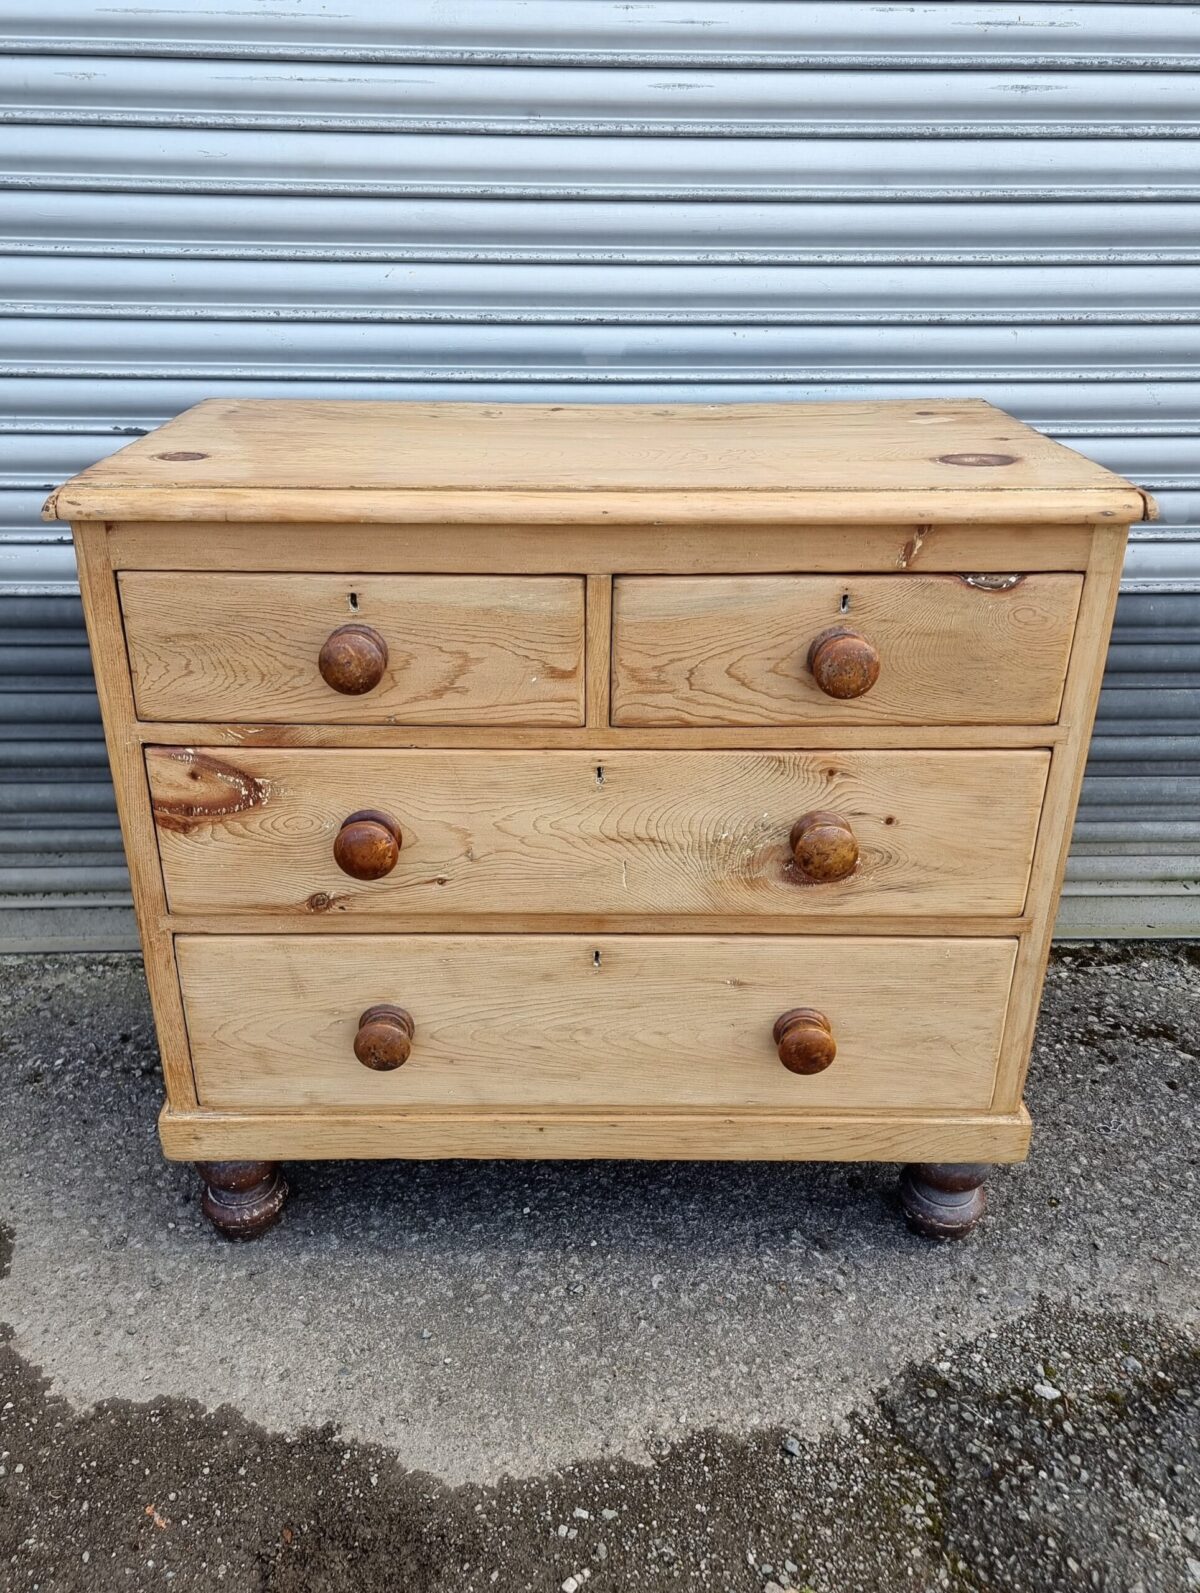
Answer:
(46, 398, 1151, 526)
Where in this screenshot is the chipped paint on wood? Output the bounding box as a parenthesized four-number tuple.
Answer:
(897, 525, 930, 569)
(149, 748, 270, 833)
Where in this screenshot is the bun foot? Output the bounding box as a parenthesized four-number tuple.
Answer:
(196, 1161, 288, 1241)
(899, 1162, 989, 1240)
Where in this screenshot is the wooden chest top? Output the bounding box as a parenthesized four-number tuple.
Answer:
(44, 397, 1149, 527)
(44, 396, 1146, 1235)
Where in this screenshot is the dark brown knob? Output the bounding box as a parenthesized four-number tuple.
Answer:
(789, 811, 859, 883)
(806, 626, 880, 700)
(333, 808, 402, 880)
(354, 1004, 414, 1071)
(318, 623, 388, 695)
(773, 1008, 837, 1075)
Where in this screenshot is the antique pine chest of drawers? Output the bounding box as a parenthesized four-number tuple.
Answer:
(46, 399, 1151, 1240)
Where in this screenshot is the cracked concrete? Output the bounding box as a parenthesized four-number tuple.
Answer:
(0, 942, 1196, 1589)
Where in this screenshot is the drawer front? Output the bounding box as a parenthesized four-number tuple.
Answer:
(611, 573, 1082, 727)
(119, 572, 586, 725)
(150, 747, 1049, 920)
(178, 934, 1017, 1110)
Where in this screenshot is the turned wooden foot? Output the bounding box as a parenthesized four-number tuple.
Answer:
(899, 1162, 989, 1240)
(196, 1161, 288, 1240)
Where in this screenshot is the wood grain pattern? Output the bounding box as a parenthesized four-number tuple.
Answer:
(165, 911, 1033, 939)
(46, 399, 1148, 526)
(147, 747, 1050, 921)
(991, 521, 1129, 1110)
(50, 487, 1143, 530)
(585, 573, 613, 728)
(119, 572, 586, 726)
(159, 1103, 1034, 1164)
(176, 933, 1018, 1111)
(612, 573, 1082, 727)
(50, 400, 1134, 1192)
(70, 524, 199, 1108)
(132, 720, 1070, 753)
(105, 519, 1100, 576)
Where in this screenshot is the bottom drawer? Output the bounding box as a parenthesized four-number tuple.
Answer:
(178, 934, 1016, 1112)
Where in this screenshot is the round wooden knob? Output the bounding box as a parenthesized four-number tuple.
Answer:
(789, 811, 859, 883)
(318, 623, 388, 695)
(333, 809, 403, 880)
(773, 1008, 837, 1075)
(354, 1004, 414, 1071)
(806, 626, 880, 700)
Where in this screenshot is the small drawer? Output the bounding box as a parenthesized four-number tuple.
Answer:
(177, 933, 1017, 1111)
(149, 746, 1049, 920)
(611, 573, 1082, 727)
(119, 572, 586, 725)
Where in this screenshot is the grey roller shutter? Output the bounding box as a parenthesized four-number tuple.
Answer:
(2, 0, 1197, 945)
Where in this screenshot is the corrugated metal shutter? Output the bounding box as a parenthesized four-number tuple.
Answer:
(3, 0, 1197, 946)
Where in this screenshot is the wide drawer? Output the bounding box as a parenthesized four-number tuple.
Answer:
(178, 934, 1017, 1110)
(150, 747, 1049, 920)
(611, 573, 1082, 727)
(119, 572, 586, 725)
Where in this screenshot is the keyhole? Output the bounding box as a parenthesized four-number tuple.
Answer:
(348, 591, 359, 611)
(840, 592, 850, 614)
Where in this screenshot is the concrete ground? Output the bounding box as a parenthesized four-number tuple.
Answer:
(0, 942, 1196, 1592)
